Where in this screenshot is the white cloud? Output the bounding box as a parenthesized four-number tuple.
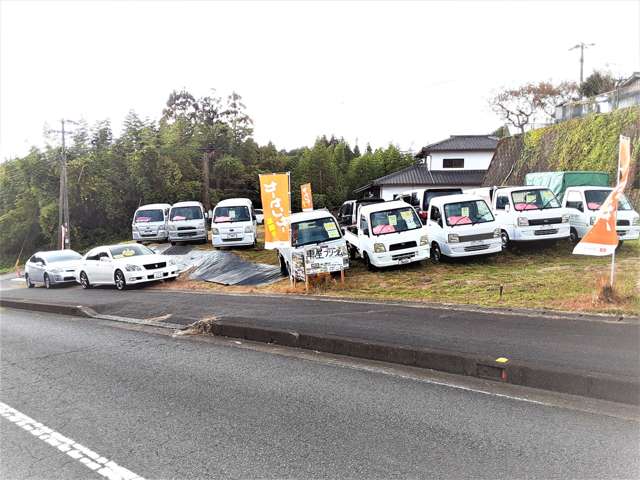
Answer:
(1, 0, 638, 160)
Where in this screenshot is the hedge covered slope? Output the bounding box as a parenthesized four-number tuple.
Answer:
(483, 106, 640, 206)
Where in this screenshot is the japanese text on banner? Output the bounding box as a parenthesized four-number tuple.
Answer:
(301, 183, 313, 212)
(259, 173, 291, 249)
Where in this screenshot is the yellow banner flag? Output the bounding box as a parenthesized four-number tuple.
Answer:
(259, 173, 291, 249)
(573, 135, 632, 256)
(301, 183, 313, 211)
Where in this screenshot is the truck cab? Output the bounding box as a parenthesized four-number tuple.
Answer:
(337, 198, 384, 228)
(395, 188, 463, 224)
(211, 198, 257, 248)
(132, 203, 172, 243)
(562, 186, 640, 243)
(167, 201, 208, 245)
(343, 200, 429, 270)
(426, 194, 502, 262)
(276, 210, 349, 280)
(491, 186, 570, 248)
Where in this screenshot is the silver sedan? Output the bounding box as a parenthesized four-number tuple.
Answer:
(24, 250, 83, 288)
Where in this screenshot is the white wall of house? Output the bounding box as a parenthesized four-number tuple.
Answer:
(426, 151, 494, 170)
(378, 184, 482, 201)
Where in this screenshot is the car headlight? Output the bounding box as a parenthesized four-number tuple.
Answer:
(168, 258, 176, 266)
(420, 235, 428, 246)
(632, 217, 640, 226)
(493, 228, 501, 238)
(244, 226, 253, 233)
(212, 227, 219, 235)
(124, 264, 143, 272)
(373, 243, 386, 253)
(517, 217, 529, 226)
(562, 214, 570, 223)
(168, 224, 176, 231)
(49, 268, 62, 274)
(590, 216, 596, 225)
(448, 233, 459, 243)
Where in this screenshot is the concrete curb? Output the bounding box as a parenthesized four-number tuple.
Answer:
(212, 318, 640, 406)
(0, 298, 186, 330)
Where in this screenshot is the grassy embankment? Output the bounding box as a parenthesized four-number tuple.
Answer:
(162, 225, 640, 316)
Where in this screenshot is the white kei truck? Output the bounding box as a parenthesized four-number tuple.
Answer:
(167, 201, 208, 245)
(425, 194, 502, 262)
(211, 198, 257, 248)
(343, 200, 430, 270)
(131, 203, 172, 243)
(276, 210, 349, 280)
(562, 186, 640, 244)
(489, 186, 571, 248)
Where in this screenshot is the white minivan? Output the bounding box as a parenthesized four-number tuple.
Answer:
(211, 198, 257, 248)
(426, 194, 502, 262)
(343, 200, 429, 270)
(491, 186, 570, 249)
(563, 186, 640, 243)
(132, 203, 171, 243)
(167, 201, 208, 245)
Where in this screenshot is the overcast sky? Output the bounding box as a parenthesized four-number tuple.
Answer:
(1, 0, 638, 160)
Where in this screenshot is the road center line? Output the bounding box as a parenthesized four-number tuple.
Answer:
(0, 401, 146, 480)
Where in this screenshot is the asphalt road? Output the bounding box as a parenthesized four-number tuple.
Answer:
(1, 308, 638, 479)
(1, 281, 639, 379)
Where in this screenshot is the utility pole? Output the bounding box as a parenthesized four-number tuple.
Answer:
(199, 145, 215, 209)
(569, 42, 595, 84)
(48, 120, 75, 250)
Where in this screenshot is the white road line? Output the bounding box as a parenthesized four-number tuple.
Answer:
(0, 401, 146, 480)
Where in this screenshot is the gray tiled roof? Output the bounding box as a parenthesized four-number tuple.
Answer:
(355, 166, 486, 192)
(416, 135, 499, 158)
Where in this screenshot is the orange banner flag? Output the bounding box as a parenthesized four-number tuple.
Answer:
(301, 183, 313, 211)
(573, 135, 632, 256)
(259, 173, 291, 249)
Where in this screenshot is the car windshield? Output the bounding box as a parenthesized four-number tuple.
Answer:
(214, 205, 251, 222)
(369, 207, 421, 235)
(423, 190, 462, 211)
(511, 189, 560, 211)
(109, 244, 154, 259)
(170, 206, 203, 221)
(291, 217, 341, 247)
(134, 209, 164, 223)
(444, 200, 494, 226)
(44, 251, 82, 263)
(585, 190, 632, 211)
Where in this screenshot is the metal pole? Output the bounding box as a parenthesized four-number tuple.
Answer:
(62, 120, 70, 249)
(579, 43, 584, 84)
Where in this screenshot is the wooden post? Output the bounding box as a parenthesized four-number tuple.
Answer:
(305, 273, 309, 293)
(340, 269, 345, 284)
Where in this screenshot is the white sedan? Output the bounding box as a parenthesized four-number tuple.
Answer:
(77, 244, 179, 290)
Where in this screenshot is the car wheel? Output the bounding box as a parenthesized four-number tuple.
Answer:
(569, 228, 579, 244)
(25, 274, 34, 288)
(364, 252, 376, 272)
(44, 273, 51, 289)
(430, 243, 442, 264)
(114, 270, 127, 291)
(617, 240, 624, 249)
(171, 241, 176, 246)
(500, 230, 510, 250)
(348, 245, 357, 260)
(80, 271, 91, 289)
(279, 255, 289, 276)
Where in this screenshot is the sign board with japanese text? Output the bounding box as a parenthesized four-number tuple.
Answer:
(301, 183, 313, 212)
(259, 173, 291, 249)
(573, 136, 632, 256)
(290, 245, 348, 281)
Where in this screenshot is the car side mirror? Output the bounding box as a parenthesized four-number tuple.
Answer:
(100, 257, 111, 262)
(37, 261, 44, 267)
(577, 203, 584, 212)
(362, 228, 369, 236)
(504, 204, 511, 213)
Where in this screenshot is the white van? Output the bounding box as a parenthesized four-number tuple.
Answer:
(491, 186, 570, 248)
(211, 198, 257, 248)
(276, 210, 349, 280)
(167, 201, 208, 245)
(132, 203, 171, 243)
(426, 194, 502, 262)
(394, 188, 463, 223)
(563, 186, 640, 243)
(343, 200, 429, 270)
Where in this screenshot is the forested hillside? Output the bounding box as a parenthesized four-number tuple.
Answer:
(0, 90, 414, 265)
(484, 107, 640, 204)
